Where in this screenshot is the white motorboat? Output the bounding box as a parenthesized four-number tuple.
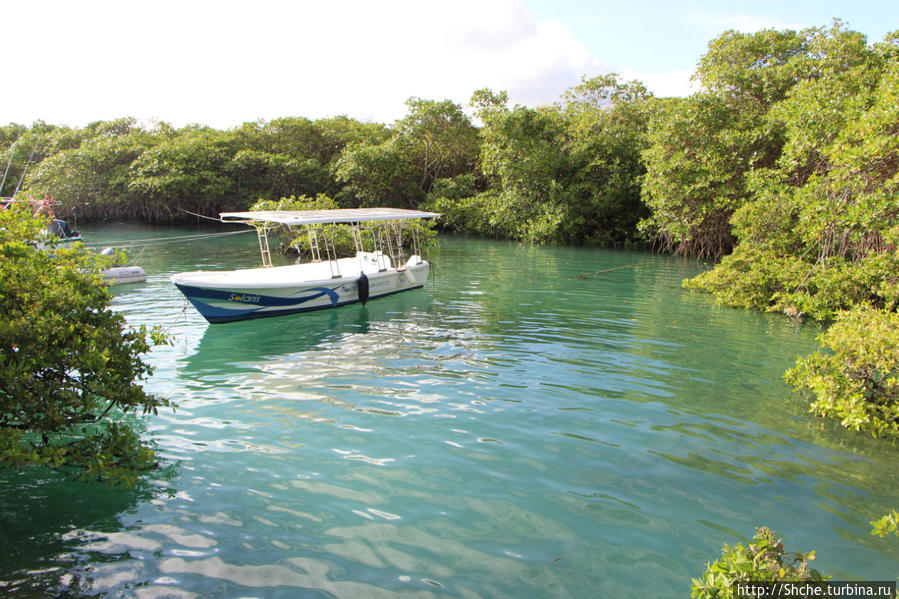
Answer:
(171, 207, 440, 323)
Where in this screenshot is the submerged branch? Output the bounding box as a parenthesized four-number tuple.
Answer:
(576, 264, 644, 279)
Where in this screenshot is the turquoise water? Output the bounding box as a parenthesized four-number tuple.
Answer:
(2, 225, 897, 597)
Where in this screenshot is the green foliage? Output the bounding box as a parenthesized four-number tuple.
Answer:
(0, 122, 86, 198)
(785, 306, 899, 438)
(422, 174, 493, 234)
(24, 120, 165, 220)
(6, 80, 647, 246)
(313, 116, 392, 165)
(640, 74, 787, 258)
(696, 27, 811, 104)
(396, 97, 480, 189)
(692, 527, 827, 598)
(684, 246, 807, 313)
(870, 509, 899, 537)
(559, 75, 653, 245)
(465, 76, 652, 244)
(675, 23, 897, 265)
(127, 126, 242, 220)
(640, 94, 740, 257)
(0, 206, 171, 484)
(685, 247, 899, 321)
(8, 115, 390, 223)
(476, 95, 568, 200)
(663, 24, 899, 442)
(427, 174, 478, 204)
(640, 22, 898, 261)
(335, 97, 479, 209)
(250, 193, 341, 214)
(334, 138, 421, 208)
(424, 194, 483, 235)
(747, 36, 896, 264)
(230, 117, 347, 200)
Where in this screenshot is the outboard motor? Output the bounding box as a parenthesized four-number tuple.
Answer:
(47, 218, 79, 240)
(357, 272, 369, 305)
(48, 219, 68, 238)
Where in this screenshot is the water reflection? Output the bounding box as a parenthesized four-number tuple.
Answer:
(0, 467, 179, 597)
(180, 289, 431, 377)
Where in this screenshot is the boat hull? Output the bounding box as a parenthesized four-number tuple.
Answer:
(173, 260, 430, 323)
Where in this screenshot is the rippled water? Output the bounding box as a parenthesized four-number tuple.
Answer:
(2, 225, 897, 598)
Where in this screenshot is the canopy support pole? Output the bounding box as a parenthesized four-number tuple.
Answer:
(255, 224, 273, 268)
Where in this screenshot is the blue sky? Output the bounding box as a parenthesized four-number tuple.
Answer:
(525, 0, 897, 83)
(3, 0, 896, 130)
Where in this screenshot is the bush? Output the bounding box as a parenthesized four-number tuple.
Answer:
(0, 205, 170, 485)
(685, 248, 899, 322)
(424, 192, 502, 237)
(692, 527, 827, 598)
(785, 306, 899, 437)
(871, 509, 899, 537)
(683, 246, 808, 314)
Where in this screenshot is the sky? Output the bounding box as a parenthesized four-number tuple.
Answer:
(3, 0, 897, 130)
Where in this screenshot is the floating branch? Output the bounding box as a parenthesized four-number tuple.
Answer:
(576, 264, 644, 279)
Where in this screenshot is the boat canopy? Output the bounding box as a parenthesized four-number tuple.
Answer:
(219, 208, 440, 226)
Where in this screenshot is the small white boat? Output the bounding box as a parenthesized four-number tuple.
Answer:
(102, 265, 148, 285)
(171, 208, 440, 323)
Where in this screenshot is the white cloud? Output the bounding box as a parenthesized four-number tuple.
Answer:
(2, 0, 607, 129)
(681, 11, 807, 33)
(621, 68, 698, 98)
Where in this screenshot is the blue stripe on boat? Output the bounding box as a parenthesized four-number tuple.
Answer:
(175, 284, 341, 307)
(175, 283, 344, 323)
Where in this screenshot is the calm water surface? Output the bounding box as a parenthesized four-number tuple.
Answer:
(2, 225, 897, 597)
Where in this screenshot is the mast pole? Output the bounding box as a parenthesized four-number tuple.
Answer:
(0, 143, 16, 196)
(12, 146, 37, 198)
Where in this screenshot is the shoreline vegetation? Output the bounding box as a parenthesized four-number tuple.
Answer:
(2, 19, 896, 591)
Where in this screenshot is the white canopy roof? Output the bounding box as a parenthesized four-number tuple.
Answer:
(219, 207, 440, 226)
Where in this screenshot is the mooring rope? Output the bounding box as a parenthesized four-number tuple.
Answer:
(179, 208, 229, 223)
